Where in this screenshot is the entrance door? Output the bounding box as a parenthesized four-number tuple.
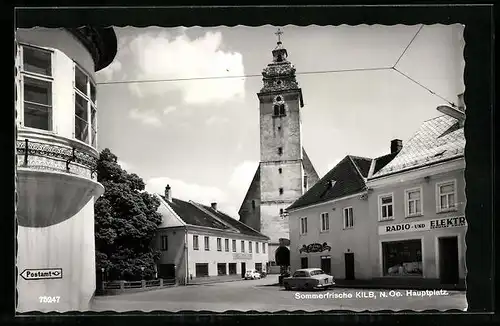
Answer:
(241, 262, 246, 278)
(195, 263, 209, 277)
(439, 236, 459, 284)
(344, 253, 355, 280)
(321, 257, 331, 275)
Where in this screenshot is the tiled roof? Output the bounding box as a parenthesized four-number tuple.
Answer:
(160, 196, 230, 230)
(371, 115, 465, 179)
(287, 156, 368, 210)
(201, 204, 269, 239)
(160, 196, 269, 239)
(349, 155, 372, 178)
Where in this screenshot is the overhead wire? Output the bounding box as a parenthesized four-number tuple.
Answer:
(96, 25, 459, 108)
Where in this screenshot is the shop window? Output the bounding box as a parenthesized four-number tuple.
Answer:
(217, 263, 227, 276)
(204, 236, 210, 251)
(382, 239, 423, 276)
(300, 217, 308, 235)
(21, 45, 53, 131)
(193, 235, 199, 250)
(255, 263, 263, 272)
(343, 207, 354, 229)
(379, 193, 394, 220)
(405, 187, 423, 217)
(228, 263, 237, 275)
(217, 238, 222, 251)
(437, 180, 457, 212)
(320, 212, 329, 232)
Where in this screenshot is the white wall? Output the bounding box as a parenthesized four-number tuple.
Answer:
(17, 198, 97, 312)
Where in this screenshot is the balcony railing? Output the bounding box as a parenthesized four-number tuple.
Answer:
(16, 138, 98, 178)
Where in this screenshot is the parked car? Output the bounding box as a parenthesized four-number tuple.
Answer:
(244, 269, 262, 280)
(283, 268, 335, 291)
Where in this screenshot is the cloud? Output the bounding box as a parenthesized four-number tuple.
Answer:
(145, 176, 228, 206)
(163, 106, 177, 115)
(123, 30, 246, 105)
(117, 160, 133, 171)
(129, 109, 162, 127)
(205, 116, 230, 126)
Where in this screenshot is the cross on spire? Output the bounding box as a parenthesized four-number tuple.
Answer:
(275, 28, 283, 43)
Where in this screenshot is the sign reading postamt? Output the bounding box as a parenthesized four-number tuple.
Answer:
(20, 268, 63, 280)
(379, 216, 466, 235)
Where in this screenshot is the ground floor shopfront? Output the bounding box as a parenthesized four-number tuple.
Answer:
(292, 216, 467, 288)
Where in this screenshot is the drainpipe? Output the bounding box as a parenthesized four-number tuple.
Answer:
(184, 226, 189, 285)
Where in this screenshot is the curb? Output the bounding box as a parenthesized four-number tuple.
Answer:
(185, 278, 252, 286)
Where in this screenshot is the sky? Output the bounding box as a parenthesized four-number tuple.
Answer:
(96, 24, 465, 219)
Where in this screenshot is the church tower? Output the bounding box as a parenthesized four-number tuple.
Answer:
(238, 29, 319, 264)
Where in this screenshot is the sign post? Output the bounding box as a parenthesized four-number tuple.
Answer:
(20, 268, 63, 281)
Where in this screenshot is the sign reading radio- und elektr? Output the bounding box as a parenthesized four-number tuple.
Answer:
(378, 216, 466, 235)
(20, 268, 63, 281)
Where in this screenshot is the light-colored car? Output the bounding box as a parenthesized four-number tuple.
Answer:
(244, 269, 261, 280)
(283, 268, 335, 291)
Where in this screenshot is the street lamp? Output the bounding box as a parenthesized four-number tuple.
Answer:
(141, 266, 145, 281)
(101, 267, 105, 292)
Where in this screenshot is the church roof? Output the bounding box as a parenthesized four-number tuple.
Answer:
(287, 155, 371, 211)
(160, 196, 268, 239)
(370, 115, 465, 179)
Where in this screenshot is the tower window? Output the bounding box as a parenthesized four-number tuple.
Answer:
(279, 104, 285, 115)
(273, 104, 280, 116)
(279, 188, 284, 195)
(278, 168, 282, 174)
(278, 147, 283, 155)
(251, 200, 256, 210)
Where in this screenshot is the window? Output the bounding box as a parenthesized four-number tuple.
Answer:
(304, 176, 308, 190)
(251, 200, 256, 210)
(382, 240, 422, 276)
(228, 263, 237, 275)
(74, 65, 97, 146)
(217, 263, 227, 276)
(405, 187, 423, 217)
(232, 239, 236, 252)
(204, 236, 210, 251)
(20, 45, 53, 131)
(279, 104, 285, 115)
(193, 235, 199, 250)
(249, 241, 253, 253)
(273, 104, 280, 116)
(256, 242, 259, 253)
(225, 239, 229, 252)
(263, 243, 266, 253)
(437, 180, 456, 212)
(279, 188, 284, 195)
(161, 235, 168, 251)
(278, 168, 282, 174)
(379, 194, 394, 220)
(300, 217, 308, 235)
(320, 212, 329, 232)
(278, 147, 283, 155)
(217, 238, 222, 251)
(241, 240, 245, 252)
(343, 207, 354, 229)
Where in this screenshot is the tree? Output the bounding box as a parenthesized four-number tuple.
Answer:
(94, 148, 162, 281)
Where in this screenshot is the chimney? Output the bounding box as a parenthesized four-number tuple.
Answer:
(391, 139, 403, 153)
(211, 202, 218, 211)
(165, 185, 172, 202)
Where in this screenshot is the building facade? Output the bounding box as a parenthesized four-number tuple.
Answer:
(15, 27, 117, 311)
(287, 145, 400, 280)
(238, 33, 320, 264)
(367, 106, 466, 286)
(155, 186, 270, 284)
(287, 104, 466, 288)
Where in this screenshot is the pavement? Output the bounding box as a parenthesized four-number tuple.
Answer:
(90, 275, 467, 312)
